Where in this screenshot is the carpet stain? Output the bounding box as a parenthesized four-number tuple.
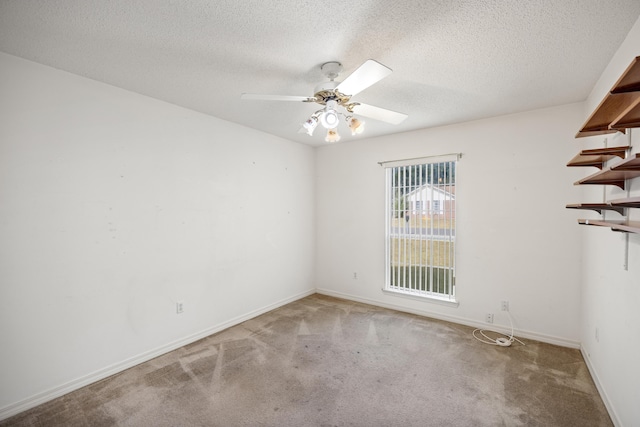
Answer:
(0, 294, 613, 427)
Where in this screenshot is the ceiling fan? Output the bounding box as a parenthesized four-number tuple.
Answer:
(241, 60, 408, 142)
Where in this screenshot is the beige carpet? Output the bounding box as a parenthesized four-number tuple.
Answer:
(1, 294, 612, 426)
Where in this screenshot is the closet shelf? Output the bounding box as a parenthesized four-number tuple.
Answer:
(578, 219, 640, 234)
(566, 146, 628, 168)
(574, 153, 640, 189)
(576, 56, 640, 138)
(566, 203, 625, 215)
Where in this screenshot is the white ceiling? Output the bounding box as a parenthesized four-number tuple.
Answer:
(1, 1, 639, 146)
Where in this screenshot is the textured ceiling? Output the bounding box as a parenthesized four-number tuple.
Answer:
(1, 1, 640, 146)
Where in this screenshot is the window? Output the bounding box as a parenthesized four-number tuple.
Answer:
(431, 200, 441, 215)
(384, 155, 458, 302)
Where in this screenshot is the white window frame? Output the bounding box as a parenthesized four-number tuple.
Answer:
(381, 154, 459, 306)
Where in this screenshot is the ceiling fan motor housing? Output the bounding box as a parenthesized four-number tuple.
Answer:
(314, 62, 352, 106)
(313, 80, 351, 106)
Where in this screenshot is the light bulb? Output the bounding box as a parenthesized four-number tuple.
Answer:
(320, 109, 339, 129)
(348, 117, 365, 135)
(319, 100, 340, 129)
(302, 116, 318, 136)
(325, 128, 341, 143)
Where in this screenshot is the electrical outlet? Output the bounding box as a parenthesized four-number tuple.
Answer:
(485, 313, 494, 323)
(353, 272, 358, 279)
(176, 301, 184, 314)
(595, 327, 599, 342)
(501, 301, 509, 311)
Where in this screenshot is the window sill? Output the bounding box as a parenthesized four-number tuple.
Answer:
(382, 288, 459, 308)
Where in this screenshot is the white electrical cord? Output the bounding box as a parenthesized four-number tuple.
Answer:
(472, 310, 525, 347)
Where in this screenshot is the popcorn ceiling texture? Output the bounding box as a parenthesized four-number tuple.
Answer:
(0, 0, 639, 145)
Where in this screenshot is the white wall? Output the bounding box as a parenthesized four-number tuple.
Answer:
(315, 102, 585, 346)
(578, 16, 640, 427)
(2, 16, 638, 424)
(0, 52, 316, 416)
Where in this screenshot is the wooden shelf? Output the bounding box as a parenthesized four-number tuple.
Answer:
(571, 58, 640, 238)
(574, 169, 638, 189)
(566, 146, 628, 168)
(610, 152, 640, 170)
(574, 153, 640, 189)
(575, 93, 636, 138)
(566, 203, 625, 215)
(610, 196, 640, 208)
(610, 97, 640, 130)
(576, 56, 640, 138)
(578, 219, 640, 234)
(610, 56, 640, 94)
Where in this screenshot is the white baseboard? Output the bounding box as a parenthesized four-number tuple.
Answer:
(316, 288, 581, 349)
(580, 346, 621, 427)
(0, 287, 593, 422)
(0, 288, 315, 421)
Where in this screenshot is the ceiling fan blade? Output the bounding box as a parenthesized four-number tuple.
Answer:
(335, 60, 393, 97)
(351, 103, 408, 125)
(241, 93, 315, 102)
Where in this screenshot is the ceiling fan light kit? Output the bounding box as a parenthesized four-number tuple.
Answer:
(241, 59, 407, 143)
(325, 128, 341, 143)
(302, 116, 318, 136)
(319, 100, 340, 129)
(348, 116, 365, 135)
